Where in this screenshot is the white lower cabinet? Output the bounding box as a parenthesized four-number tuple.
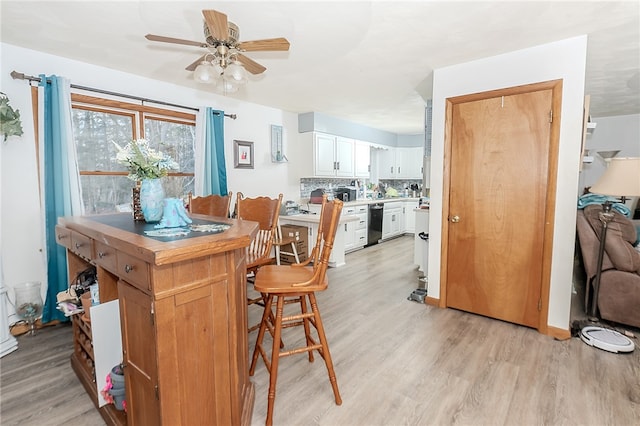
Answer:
(344, 204, 368, 252)
(344, 219, 356, 251)
(403, 201, 417, 233)
(382, 201, 403, 240)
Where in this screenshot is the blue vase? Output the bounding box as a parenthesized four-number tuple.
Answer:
(140, 178, 165, 223)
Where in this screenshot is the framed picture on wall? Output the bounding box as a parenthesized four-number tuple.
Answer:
(234, 140, 254, 169)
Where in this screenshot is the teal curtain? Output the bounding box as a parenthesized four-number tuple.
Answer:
(39, 75, 84, 323)
(195, 107, 227, 196)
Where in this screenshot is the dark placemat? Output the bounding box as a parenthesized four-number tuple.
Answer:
(90, 214, 230, 242)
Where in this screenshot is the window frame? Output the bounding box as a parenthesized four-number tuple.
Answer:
(70, 93, 197, 179)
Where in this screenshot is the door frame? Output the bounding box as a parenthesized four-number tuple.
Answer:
(439, 80, 563, 334)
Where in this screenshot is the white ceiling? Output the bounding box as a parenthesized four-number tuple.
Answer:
(2, 1, 639, 135)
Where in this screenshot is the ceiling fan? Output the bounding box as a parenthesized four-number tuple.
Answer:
(145, 9, 290, 91)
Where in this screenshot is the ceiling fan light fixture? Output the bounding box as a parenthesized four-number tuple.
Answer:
(194, 61, 215, 84)
(223, 61, 248, 84)
(146, 8, 290, 91)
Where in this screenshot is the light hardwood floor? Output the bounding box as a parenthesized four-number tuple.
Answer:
(1, 235, 639, 425)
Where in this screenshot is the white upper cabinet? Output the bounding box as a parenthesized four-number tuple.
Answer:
(378, 148, 396, 179)
(313, 133, 355, 177)
(354, 141, 371, 178)
(376, 146, 423, 179)
(396, 147, 423, 178)
(335, 137, 355, 176)
(314, 133, 337, 176)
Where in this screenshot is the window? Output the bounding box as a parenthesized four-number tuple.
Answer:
(70, 94, 196, 214)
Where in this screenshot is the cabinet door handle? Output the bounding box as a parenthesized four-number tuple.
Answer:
(336, 161, 340, 170)
(125, 264, 133, 273)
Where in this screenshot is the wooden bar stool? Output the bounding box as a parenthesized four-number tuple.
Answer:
(249, 195, 343, 426)
(188, 191, 232, 218)
(236, 192, 283, 333)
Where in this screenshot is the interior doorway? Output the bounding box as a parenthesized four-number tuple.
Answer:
(440, 80, 562, 331)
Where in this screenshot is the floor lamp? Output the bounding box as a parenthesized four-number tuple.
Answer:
(581, 157, 640, 353)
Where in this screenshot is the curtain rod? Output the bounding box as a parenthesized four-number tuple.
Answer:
(10, 70, 237, 120)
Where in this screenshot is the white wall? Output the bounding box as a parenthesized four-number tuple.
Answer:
(0, 43, 301, 321)
(579, 113, 640, 190)
(428, 36, 588, 331)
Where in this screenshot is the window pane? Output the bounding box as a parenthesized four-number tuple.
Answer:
(81, 175, 135, 215)
(81, 175, 194, 215)
(72, 108, 134, 172)
(71, 101, 196, 215)
(163, 176, 195, 199)
(144, 118, 195, 173)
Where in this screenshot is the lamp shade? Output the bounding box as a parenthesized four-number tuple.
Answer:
(590, 157, 640, 196)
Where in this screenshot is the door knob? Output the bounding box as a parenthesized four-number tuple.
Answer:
(451, 215, 460, 223)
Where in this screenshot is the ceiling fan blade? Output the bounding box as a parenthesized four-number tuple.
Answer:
(145, 34, 207, 48)
(185, 55, 207, 72)
(202, 9, 228, 41)
(236, 54, 267, 75)
(238, 37, 290, 52)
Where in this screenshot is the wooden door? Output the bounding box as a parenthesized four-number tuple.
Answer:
(445, 87, 554, 328)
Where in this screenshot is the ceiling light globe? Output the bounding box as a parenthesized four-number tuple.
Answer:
(217, 79, 239, 94)
(212, 63, 224, 78)
(194, 62, 214, 84)
(223, 62, 247, 84)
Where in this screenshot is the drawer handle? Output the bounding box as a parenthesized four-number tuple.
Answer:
(125, 264, 133, 273)
(75, 242, 81, 249)
(57, 233, 66, 240)
(98, 251, 105, 259)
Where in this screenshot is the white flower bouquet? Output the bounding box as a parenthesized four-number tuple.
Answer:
(113, 138, 178, 181)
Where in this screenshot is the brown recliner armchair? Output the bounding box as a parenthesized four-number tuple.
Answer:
(576, 204, 640, 328)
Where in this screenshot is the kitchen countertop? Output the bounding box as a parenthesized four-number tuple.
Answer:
(300, 197, 420, 207)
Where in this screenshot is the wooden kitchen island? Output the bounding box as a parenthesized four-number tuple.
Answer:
(56, 213, 258, 426)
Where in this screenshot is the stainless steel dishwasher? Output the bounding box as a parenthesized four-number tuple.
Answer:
(367, 202, 384, 246)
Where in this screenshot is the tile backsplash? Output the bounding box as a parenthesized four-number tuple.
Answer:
(299, 178, 422, 200)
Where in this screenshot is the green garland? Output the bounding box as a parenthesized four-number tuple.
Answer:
(0, 93, 24, 142)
